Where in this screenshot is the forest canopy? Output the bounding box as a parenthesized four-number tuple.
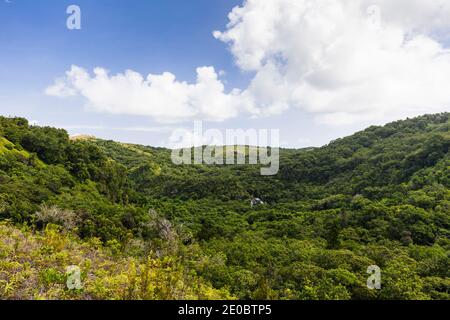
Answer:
(0, 113, 449, 300)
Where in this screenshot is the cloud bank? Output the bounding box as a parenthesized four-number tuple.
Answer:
(47, 0, 450, 124)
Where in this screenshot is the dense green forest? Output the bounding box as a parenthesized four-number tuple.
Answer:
(0, 113, 449, 300)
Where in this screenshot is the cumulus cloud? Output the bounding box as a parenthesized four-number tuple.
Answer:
(215, 0, 450, 124)
(46, 65, 254, 123)
(47, 0, 450, 125)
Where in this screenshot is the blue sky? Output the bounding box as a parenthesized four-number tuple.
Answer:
(1, 0, 449, 148)
(0, 0, 251, 145)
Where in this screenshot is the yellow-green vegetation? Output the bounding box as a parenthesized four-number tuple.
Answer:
(69, 135, 97, 141)
(0, 137, 31, 159)
(0, 137, 14, 153)
(0, 136, 45, 168)
(0, 222, 232, 300)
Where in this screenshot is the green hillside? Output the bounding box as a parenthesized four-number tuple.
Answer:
(0, 222, 231, 300)
(0, 113, 449, 300)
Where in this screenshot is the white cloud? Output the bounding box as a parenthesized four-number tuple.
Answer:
(46, 65, 253, 123)
(214, 0, 450, 124)
(47, 0, 450, 125)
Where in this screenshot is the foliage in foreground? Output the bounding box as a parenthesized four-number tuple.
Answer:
(0, 222, 231, 300)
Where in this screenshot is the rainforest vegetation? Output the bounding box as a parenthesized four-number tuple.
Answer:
(0, 113, 449, 300)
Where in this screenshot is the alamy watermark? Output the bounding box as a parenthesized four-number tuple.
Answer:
(66, 5, 81, 30)
(170, 121, 280, 176)
(366, 5, 382, 31)
(66, 265, 82, 290)
(367, 265, 381, 290)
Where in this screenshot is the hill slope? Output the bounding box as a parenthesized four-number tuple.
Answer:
(0, 222, 231, 300)
(0, 113, 449, 300)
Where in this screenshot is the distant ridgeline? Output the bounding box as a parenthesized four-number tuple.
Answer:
(0, 113, 449, 300)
